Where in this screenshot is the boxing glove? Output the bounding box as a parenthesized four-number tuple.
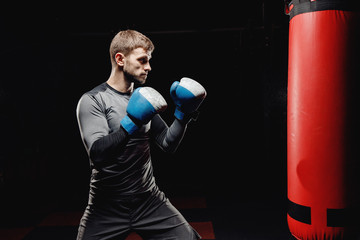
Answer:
(170, 77, 207, 121)
(121, 87, 167, 134)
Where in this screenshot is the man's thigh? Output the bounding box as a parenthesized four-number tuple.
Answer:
(134, 199, 201, 240)
(139, 222, 200, 240)
(76, 204, 131, 240)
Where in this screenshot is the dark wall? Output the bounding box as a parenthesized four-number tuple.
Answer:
(0, 1, 289, 209)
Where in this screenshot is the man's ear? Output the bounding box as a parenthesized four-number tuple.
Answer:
(115, 52, 125, 66)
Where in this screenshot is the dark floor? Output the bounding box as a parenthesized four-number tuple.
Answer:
(0, 184, 293, 240)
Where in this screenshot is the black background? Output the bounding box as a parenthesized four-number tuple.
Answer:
(0, 0, 289, 235)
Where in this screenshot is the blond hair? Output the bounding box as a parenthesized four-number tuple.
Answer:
(109, 30, 154, 65)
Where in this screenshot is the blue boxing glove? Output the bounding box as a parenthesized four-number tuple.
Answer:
(170, 77, 207, 121)
(121, 87, 167, 134)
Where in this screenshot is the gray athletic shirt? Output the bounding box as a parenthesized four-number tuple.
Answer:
(76, 83, 187, 197)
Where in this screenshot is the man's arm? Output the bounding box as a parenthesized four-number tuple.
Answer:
(151, 114, 187, 153)
(153, 77, 206, 153)
(76, 94, 129, 167)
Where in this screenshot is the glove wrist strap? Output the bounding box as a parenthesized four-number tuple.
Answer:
(120, 115, 139, 135)
(174, 108, 185, 121)
(174, 108, 200, 123)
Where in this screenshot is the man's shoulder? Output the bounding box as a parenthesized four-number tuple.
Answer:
(76, 83, 108, 116)
(85, 82, 108, 97)
(78, 82, 108, 109)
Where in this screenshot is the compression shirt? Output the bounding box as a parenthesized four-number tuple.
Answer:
(76, 82, 187, 197)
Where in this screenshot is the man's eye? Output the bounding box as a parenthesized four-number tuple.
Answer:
(139, 58, 148, 64)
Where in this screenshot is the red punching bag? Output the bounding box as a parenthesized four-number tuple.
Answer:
(286, 0, 360, 239)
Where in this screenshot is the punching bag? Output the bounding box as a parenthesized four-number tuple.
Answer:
(286, 0, 360, 239)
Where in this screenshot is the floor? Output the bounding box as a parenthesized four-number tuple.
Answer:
(0, 185, 293, 240)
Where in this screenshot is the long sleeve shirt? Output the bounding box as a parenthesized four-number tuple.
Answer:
(76, 82, 187, 197)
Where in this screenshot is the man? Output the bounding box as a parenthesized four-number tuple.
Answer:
(76, 30, 206, 239)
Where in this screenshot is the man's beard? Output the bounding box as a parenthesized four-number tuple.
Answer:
(124, 69, 146, 87)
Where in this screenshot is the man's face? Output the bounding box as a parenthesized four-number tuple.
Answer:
(123, 47, 152, 85)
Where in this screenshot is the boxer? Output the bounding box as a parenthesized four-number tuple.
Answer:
(76, 30, 206, 240)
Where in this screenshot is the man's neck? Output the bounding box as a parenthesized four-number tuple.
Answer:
(106, 69, 134, 93)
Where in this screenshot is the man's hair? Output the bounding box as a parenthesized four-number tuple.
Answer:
(109, 30, 154, 65)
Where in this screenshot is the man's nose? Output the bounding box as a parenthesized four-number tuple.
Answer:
(144, 62, 151, 71)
